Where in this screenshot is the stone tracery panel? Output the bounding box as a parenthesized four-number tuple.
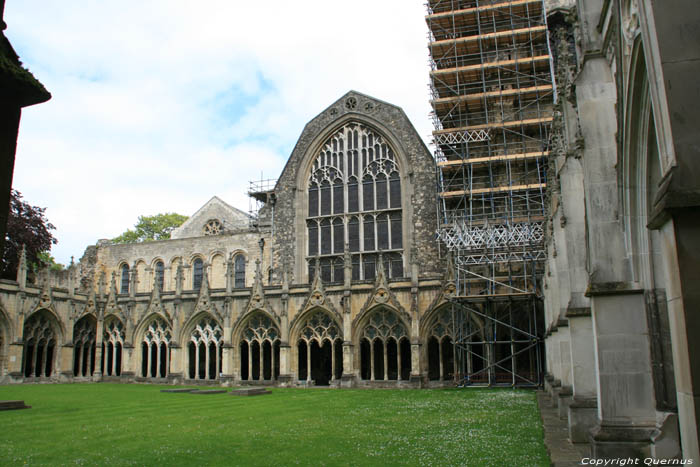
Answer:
(102, 318, 124, 377)
(188, 317, 223, 380)
(239, 314, 280, 381)
(360, 308, 410, 381)
(307, 123, 404, 283)
(21, 310, 58, 378)
(72, 316, 96, 378)
(296, 310, 342, 384)
(141, 317, 171, 378)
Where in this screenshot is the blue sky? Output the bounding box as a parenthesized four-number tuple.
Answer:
(5, 1, 433, 265)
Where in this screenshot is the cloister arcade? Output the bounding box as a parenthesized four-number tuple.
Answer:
(102, 317, 124, 377)
(238, 313, 281, 382)
(295, 310, 342, 386)
(72, 315, 96, 378)
(187, 316, 223, 380)
(21, 310, 60, 378)
(140, 317, 172, 379)
(358, 308, 411, 381)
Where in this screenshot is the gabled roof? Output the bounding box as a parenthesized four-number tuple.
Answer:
(170, 196, 251, 239)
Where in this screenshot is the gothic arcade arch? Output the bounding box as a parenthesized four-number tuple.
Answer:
(183, 313, 223, 380)
(102, 315, 124, 377)
(235, 311, 281, 382)
(355, 306, 410, 381)
(291, 308, 343, 385)
(21, 309, 62, 378)
(72, 314, 97, 378)
(137, 315, 172, 378)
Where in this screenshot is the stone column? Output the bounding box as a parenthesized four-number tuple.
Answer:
(567, 311, 598, 443)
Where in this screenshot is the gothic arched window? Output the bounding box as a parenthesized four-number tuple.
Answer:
(193, 258, 204, 290)
(306, 123, 404, 282)
(234, 255, 245, 288)
(120, 264, 130, 294)
(155, 260, 164, 291)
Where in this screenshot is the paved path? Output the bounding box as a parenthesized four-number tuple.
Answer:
(537, 391, 590, 466)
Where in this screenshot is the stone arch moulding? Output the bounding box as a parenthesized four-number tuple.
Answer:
(0, 298, 14, 344)
(133, 312, 173, 345)
(289, 306, 343, 345)
(24, 307, 66, 344)
(180, 310, 224, 345)
(231, 310, 282, 348)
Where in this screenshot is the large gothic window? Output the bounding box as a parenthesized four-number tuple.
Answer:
(239, 314, 280, 381)
(307, 123, 404, 283)
(102, 318, 124, 377)
(141, 318, 171, 378)
(359, 309, 410, 381)
(22, 311, 58, 378)
(188, 317, 223, 380)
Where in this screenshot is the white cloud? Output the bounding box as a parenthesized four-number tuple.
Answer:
(5, 0, 433, 264)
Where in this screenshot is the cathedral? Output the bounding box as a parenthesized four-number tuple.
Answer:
(0, 0, 698, 462)
(0, 91, 461, 389)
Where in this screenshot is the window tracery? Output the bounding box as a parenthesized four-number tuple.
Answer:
(188, 317, 223, 380)
(141, 318, 171, 378)
(102, 318, 124, 377)
(359, 309, 410, 381)
(21, 311, 57, 378)
(72, 316, 96, 378)
(239, 314, 280, 381)
(307, 123, 404, 283)
(203, 219, 222, 236)
(296, 310, 342, 384)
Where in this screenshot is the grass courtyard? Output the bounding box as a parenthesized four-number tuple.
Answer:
(0, 384, 549, 466)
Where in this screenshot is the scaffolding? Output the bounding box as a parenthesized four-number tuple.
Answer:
(426, 0, 553, 386)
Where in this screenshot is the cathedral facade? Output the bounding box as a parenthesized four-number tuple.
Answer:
(0, 91, 461, 388)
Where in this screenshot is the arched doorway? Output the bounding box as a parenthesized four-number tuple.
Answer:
(239, 313, 280, 382)
(359, 308, 410, 381)
(296, 310, 342, 386)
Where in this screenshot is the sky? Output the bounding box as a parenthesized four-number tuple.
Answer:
(5, 1, 433, 265)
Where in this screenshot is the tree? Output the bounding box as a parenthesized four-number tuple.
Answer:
(112, 213, 188, 244)
(1, 190, 57, 279)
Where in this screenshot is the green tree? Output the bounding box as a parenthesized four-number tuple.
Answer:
(112, 213, 188, 244)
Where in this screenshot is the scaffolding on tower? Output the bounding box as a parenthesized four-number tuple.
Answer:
(426, 0, 554, 386)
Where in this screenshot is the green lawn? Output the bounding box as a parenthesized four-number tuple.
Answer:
(0, 384, 549, 466)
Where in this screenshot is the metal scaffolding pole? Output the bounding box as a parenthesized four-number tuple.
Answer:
(427, 0, 552, 386)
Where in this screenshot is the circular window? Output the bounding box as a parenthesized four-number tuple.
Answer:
(203, 219, 222, 236)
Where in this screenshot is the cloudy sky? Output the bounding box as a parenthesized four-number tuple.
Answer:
(6, 1, 433, 265)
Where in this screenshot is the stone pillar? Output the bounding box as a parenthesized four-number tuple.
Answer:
(557, 322, 573, 419)
(59, 344, 73, 381)
(589, 289, 657, 459)
(278, 344, 292, 384)
(341, 342, 354, 387)
(566, 311, 598, 443)
(221, 344, 234, 384)
(7, 343, 23, 377)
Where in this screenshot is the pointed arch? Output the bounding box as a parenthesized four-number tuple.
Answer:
(289, 306, 343, 344)
(355, 306, 410, 382)
(72, 314, 97, 378)
(231, 308, 281, 347)
(234, 310, 281, 382)
(21, 309, 62, 378)
(102, 315, 125, 377)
